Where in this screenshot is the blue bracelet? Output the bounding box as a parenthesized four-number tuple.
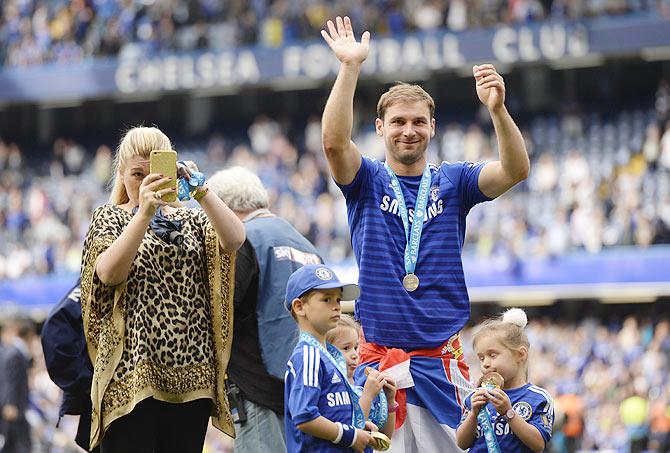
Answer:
(177, 161, 207, 201)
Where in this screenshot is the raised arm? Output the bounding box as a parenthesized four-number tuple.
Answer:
(321, 16, 369, 185)
(96, 173, 170, 286)
(196, 190, 245, 252)
(474, 64, 530, 199)
(180, 160, 245, 252)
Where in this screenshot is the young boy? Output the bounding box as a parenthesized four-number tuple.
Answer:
(284, 264, 373, 452)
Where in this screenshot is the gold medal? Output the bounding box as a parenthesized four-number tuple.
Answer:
(479, 371, 504, 390)
(402, 273, 419, 292)
(369, 431, 391, 451)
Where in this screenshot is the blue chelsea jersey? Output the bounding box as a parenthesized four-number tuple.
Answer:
(337, 157, 490, 349)
(461, 383, 554, 453)
(284, 340, 356, 452)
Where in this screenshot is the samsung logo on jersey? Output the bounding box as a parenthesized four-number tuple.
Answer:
(380, 196, 444, 222)
(326, 391, 351, 407)
(476, 421, 512, 437)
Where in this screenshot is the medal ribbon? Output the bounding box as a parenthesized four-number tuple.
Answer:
(383, 163, 432, 278)
(477, 408, 502, 453)
(299, 332, 366, 429)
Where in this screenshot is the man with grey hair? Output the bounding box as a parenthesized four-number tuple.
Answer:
(209, 166, 322, 453)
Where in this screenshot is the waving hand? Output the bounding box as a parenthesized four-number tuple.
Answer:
(321, 16, 370, 65)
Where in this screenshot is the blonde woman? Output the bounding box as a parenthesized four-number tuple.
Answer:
(80, 126, 245, 452)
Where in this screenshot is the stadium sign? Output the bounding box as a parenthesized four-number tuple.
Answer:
(115, 51, 262, 93)
(0, 16, 669, 102)
(114, 23, 589, 94)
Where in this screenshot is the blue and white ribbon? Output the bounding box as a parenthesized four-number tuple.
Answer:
(299, 332, 366, 429)
(383, 163, 432, 277)
(477, 408, 501, 453)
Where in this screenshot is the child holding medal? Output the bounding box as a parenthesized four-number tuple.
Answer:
(456, 309, 554, 452)
(326, 314, 397, 444)
(283, 264, 374, 452)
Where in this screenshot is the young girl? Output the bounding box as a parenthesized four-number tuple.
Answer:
(456, 308, 554, 453)
(326, 315, 397, 441)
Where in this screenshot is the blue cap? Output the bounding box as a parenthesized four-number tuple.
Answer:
(284, 264, 360, 311)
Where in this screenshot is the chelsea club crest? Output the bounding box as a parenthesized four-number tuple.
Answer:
(315, 267, 333, 280)
(512, 402, 533, 420)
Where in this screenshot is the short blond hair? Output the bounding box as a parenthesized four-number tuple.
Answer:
(326, 314, 360, 344)
(377, 82, 435, 120)
(109, 127, 172, 205)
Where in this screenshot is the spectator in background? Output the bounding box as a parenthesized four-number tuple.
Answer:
(656, 79, 670, 123)
(209, 166, 321, 453)
(648, 396, 670, 452)
(620, 388, 650, 453)
(0, 0, 663, 69)
(0, 318, 34, 453)
(3, 100, 670, 281)
(555, 392, 584, 453)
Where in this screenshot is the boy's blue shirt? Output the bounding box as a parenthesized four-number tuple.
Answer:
(461, 383, 554, 453)
(284, 333, 363, 452)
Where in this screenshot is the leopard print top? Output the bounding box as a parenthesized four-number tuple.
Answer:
(80, 204, 235, 448)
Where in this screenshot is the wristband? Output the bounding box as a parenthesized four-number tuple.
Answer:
(388, 401, 399, 413)
(333, 423, 356, 448)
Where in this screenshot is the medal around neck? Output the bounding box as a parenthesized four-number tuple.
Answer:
(402, 273, 420, 292)
(383, 163, 431, 294)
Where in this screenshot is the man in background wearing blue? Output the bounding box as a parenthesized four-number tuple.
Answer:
(209, 166, 322, 453)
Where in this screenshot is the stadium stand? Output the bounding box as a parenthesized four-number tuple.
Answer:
(1, 0, 664, 67)
(2, 99, 670, 280)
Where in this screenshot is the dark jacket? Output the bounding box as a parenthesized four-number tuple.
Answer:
(0, 338, 32, 453)
(40, 279, 96, 451)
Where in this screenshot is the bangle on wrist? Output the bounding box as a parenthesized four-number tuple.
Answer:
(388, 401, 399, 413)
(193, 185, 209, 201)
(332, 422, 343, 444)
(349, 427, 358, 448)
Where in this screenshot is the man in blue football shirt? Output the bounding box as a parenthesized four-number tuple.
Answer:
(320, 15, 531, 452)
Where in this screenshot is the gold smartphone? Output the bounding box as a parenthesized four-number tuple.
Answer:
(149, 150, 178, 202)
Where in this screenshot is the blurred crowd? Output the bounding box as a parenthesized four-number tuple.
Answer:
(3, 82, 670, 280)
(1, 0, 667, 68)
(1, 313, 668, 452)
